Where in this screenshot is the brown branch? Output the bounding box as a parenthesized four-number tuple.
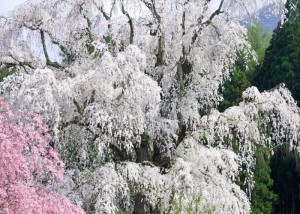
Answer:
(83, 89, 96, 108)
(140, 0, 153, 11)
(40, 30, 63, 69)
(121, 1, 134, 44)
(109, 0, 117, 18)
(202, 0, 224, 28)
(141, 0, 165, 66)
(73, 98, 84, 116)
(99, 6, 110, 20)
(141, 0, 161, 21)
(192, 0, 224, 44)
(3, 53, 35, 72)
(0, 15, 8, 25)
(58, 118, 84, 130)
(40, 30, 50, 63)
(23, 22, 72, 65)
(79, 3, 94, 42)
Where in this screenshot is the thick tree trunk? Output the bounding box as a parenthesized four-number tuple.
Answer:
(135, 138, 150, 163)
(133, 137, 150, 213)
(133, 194, 147, 214)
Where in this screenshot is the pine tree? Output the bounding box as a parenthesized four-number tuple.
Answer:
(270, 145, 300, 214)
(219, 23, 271, 112)
(251, 146, 277, 214)
(254, 0, 300, 105)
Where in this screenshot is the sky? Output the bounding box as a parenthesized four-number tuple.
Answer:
(0, 0, 27, 15)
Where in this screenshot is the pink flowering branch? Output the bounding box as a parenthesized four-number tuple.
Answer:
(0, 98, 84, 214)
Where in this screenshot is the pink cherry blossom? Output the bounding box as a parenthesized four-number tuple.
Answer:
(0, 98, 84, 214)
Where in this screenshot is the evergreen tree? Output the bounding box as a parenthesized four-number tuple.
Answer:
(254, 0, 300, 105)
(251, 146, 277, 214)
(271, 145, 300, 214)
(219, 23, 271, 112)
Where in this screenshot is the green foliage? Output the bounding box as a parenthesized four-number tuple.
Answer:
(218, 61, 251, 112)
(61, 140, 98, 170)
(218, 23, 271, 112)
(247, 23, 272, 64)
(103, 35, 112, 44)
(236, 162, 250, 193)
(251, 146, 278, 214)
(117, 210, 131, 214)
(171, 195, 201, 214)
(0, 68, 14, 82)
(254, 0, 300, 105)
(61, 141, 80, 169)
(172, 194, 183, 214)
(87, 44, 95, 54)
(231, 134, 239, 154)
(270, 145, 300, 213)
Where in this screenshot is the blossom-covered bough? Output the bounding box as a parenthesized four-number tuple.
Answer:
(0, 0, 295, 213)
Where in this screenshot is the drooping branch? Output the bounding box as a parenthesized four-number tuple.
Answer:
(40, 30, 50, 63)
(121, 1, 134, 44)
(182, 10, 187, 55)
(0, 15, 8, 26)
(99, 5, 110, 20)
(110, 0, 117, 18)
(141, 0, 165, 66)
(96, 0, 116, 32)
(141, 0, 161, 22)
(72, 98, 84, 116)
(41, 29, 74, 64)
(204, 0, 212, 7)
(83, 89, 95, 108)
(201, 0, 225, 28)
(22, 20, 42, 31)
(59, 118, 85, 130)
(1, 53, 35, 72)
(140, 0, 153, 12)
(79, 3, 94, 43)
(52, 40, 74, 64)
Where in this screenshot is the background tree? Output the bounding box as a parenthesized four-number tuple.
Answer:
(254, 0, 300, 105)
(219, 23, 272, 112)
(0, 98, 84, 213)
(270, 144, 300, 214)
(251, 146, 277, 214)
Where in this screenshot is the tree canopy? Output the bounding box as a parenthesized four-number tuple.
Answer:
(0, 0, 297, 213)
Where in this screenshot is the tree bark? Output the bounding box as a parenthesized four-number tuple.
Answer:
(135, 137, 150, 163)
(133, 194, 147, 214)
(133, 136, 150, 213)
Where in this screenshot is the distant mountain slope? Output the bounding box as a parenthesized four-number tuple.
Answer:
(241, 4, 282, 33)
